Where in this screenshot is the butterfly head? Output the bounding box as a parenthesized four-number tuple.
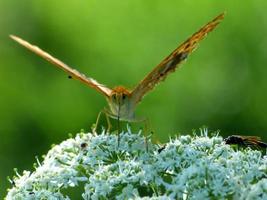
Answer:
(109, 86, 131, 106)
(106, 86, 133, 120)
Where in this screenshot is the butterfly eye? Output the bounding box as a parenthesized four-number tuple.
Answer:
(112, 94, 116, 100)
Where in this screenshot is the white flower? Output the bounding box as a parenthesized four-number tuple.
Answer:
(5, 128, 267, 200)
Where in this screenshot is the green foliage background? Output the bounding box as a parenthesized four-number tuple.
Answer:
(1, 0, 267, 197)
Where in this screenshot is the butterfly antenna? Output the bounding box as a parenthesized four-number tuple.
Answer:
(117, 102, 121, 147)
(144, 118, 151, 153)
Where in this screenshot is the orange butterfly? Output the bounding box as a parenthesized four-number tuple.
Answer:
(10, 13, 224, 128)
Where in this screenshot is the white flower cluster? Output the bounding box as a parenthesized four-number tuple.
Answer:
(6, 128, 267, 200)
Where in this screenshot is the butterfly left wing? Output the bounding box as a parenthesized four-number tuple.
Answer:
(130, 13, 225, 105)
(10, 35, 112, 97)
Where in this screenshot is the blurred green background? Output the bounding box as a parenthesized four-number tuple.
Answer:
(1, 0, 267, 197)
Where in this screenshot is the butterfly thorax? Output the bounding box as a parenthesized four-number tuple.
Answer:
(106, 86, 135, 121)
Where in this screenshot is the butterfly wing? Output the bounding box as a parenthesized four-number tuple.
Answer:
(130, 13, 224, 105)
(10, 35, 112, 97)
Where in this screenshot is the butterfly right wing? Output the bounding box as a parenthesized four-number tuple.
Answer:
(10, 35, 112, 97)
(130, 13, 224, 105)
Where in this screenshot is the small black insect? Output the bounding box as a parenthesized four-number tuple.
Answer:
(80, 142, 88, 149)
(158, 145, 166, 153)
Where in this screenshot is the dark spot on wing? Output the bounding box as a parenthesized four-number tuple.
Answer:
(166, 52, 188, 70)
(178, 52, 189, 61)
(185, 43, 191, 49)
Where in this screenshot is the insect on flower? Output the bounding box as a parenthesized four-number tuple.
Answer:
(10, 13, 224, 142)
(224, 135, 267, 149)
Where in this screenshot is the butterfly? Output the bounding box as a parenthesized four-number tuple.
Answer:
(10, 13, 224, 127)
(224, 135, 267, 149)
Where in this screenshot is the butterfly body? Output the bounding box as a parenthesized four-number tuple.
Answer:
(106, 86, 135, 121)
(10, 13, 224, 123)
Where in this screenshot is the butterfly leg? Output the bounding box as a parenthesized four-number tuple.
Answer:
(101, 108, 115, 134)
(92, 111, 103, 135)
(143, 117, 152, 152)
(131, 117, 152, 152)
(101, 108, 121, 147)
(92, 110, 112, 135)
(116, 115, 121, 147)
(104, 112, 112, 134)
